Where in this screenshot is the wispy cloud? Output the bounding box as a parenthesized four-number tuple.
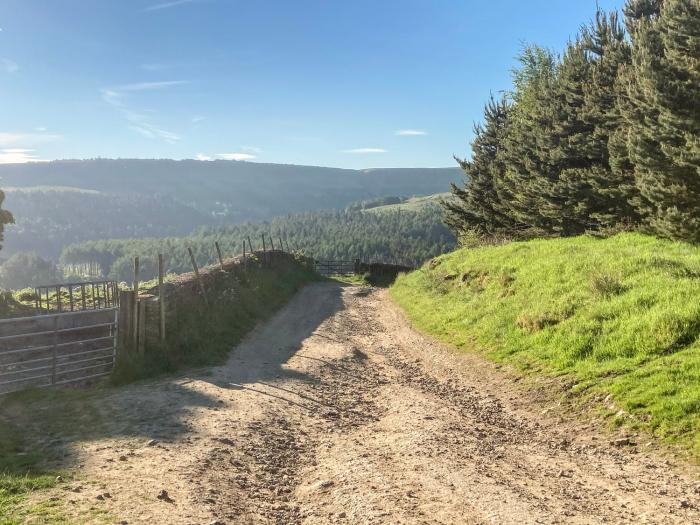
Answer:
(1, 58, 18, 73)
(143, 0, 197, 12)
(0, 149, 45, 164)
(129, 123, 180, 142)
(0, 132, 60, 163)
(196, 153, 213, 161)
(118, 80, 189, 92)
(343, 148, 388, 154)
(0, 132, 62, 147)
(240, 145, 262, 154)
(216, 152, 256, 161)
(395, 129, 427, 136)
(101, 81, 185, 143)
(191, 115, 206, 124)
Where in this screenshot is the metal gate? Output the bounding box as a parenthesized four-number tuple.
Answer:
(314, 260, 357, 276)
(0, 309, 118, 395)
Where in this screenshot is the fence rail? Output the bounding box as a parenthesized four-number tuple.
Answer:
(34, 280, 119, 314)
(0, 309, 118, 395)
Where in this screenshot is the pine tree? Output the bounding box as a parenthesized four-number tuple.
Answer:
(500, 39, 595, 236)
(580, 10, 642, 229)
(623, 0, 700, 241)
(540, 38, 594, 235)
(501, 13, 646, 237)
(443, 96, 519, 236)
(498, 45, 558, 233)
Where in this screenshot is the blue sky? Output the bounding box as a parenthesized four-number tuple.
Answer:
(0, 0, 625, 169)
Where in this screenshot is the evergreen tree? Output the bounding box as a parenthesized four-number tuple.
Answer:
(540, 38, 594, 235)
(623, 0, 700, 241)
(443, 96, 520, 236)
(501, 14, 644, 237)
(580, 10, 642, 228)
(501, 40, 595, 236)
(498, 45, 558, 233)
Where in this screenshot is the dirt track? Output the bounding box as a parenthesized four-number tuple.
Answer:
(42, 282, 700, 524)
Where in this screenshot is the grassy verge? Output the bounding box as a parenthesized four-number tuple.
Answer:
(390, 233, 700, 458)
(0, 387, 111, 524)
(331, 272, 396, 288)
(111, 257, 318, 384)
(0, 422, 57, 525)
(0, 417, 74, 525)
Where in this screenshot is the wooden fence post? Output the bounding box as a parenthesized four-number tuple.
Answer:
(133, 256, 139, 350)
(118, 290, 135, 353)
(242, 240, 247, 270)
(215, 241, 225, 271)
(137, 299, 146, 354)
(262, 234, 267, 266)
(158, 253, 166, 342)
(188, 247, 209, 306)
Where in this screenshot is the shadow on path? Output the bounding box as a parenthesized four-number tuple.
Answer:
(0, 282, 346, 473)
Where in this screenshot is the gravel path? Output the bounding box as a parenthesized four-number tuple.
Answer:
(41, 282, 700, 524)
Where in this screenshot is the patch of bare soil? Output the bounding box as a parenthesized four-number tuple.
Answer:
(30, 282, 700, 524)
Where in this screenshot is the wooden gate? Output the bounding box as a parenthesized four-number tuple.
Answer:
(0, 309, 118, 395)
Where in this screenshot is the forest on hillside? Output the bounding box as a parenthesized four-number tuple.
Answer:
(0, 162, 460, 259)
(58, 204, 455, 283)
(2, 190, 213, 258)
(445, 1, 700, 245)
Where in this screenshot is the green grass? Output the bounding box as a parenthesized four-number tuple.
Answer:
(390, 232, 700, 457)
(364, 192, 451, 214)
(0, 418, 64, 525)
(331, 271, 399, 288)
(0, 387, 112, 524)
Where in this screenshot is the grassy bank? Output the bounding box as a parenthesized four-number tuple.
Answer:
(390, 233, 700, 456)
(111, 256, 318, 384)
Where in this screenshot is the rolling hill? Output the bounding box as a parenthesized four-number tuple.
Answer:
(0, 159, 460, 258)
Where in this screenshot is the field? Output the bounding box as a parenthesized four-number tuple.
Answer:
(390, 233, 700, 458)
(364, 193, 450, 214)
